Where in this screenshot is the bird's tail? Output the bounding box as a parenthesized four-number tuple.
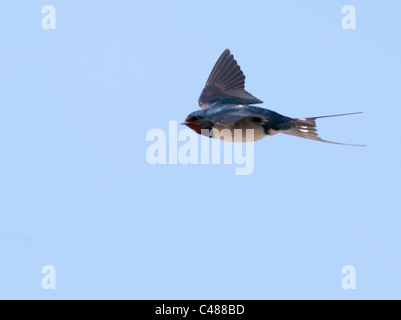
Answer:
(280, 112, 365, 146)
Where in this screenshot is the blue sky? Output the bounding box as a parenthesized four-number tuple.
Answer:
(0, 0, 400, 299)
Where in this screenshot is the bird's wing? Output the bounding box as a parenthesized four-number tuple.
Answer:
(198, 49, 263, 109)
(209, 108, 273, 126)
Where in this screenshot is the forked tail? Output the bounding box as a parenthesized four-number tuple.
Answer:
(281, 112, 365, 146)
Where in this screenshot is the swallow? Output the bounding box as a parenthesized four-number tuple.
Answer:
(183, 49, 364, 146)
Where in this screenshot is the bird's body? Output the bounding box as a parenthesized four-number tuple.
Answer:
(189, 104, 286, 142)
(183, 49, 363, 146)
(211, 114, 271, 142)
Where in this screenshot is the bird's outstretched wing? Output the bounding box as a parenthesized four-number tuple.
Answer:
(198, 49, 263, 109)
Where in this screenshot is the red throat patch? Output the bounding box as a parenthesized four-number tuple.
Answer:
(185, 122, 205, 134)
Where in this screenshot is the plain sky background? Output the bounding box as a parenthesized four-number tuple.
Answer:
(0, 0, 400, 300)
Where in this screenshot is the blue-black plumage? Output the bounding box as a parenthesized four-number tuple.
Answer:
(183, 49, 364, 146)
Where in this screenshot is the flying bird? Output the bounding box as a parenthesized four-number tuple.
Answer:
(183, 49, 363, 146)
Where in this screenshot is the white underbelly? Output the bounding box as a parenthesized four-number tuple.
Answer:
(211, 119, 270, 142)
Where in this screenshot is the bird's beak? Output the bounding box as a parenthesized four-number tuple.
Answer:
(181, 122, 190, 125)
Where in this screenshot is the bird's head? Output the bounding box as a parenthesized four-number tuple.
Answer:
(182, 111, 211, 134)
